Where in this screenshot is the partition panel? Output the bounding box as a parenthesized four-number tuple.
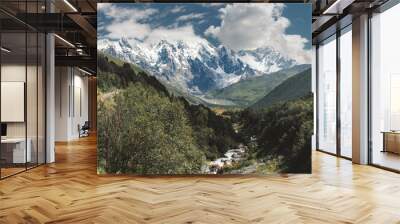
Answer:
(0, 1, 47, 179)
(0, 31, 28, 178)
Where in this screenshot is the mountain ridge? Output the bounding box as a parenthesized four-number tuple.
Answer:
(250, 68, 312, 110)
(206, 64, 310, 107)
(98, 38, 297, 95)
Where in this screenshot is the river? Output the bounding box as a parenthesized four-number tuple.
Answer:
(203, 144, 247, 174)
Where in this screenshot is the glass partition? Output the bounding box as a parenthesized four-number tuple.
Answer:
(317, 35, 337, 154)
(0, 1, 46, 179)
(1, 31, 28, 177)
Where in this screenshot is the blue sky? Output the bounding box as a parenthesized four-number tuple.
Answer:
(282, 4, 311, 44)
(98, 3, 311, 63)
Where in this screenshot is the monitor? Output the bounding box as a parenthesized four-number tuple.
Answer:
(1, 123, 7, 137)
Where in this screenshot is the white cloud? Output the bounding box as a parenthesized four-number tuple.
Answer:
(101, 4, 206, 47)
(205, 4, 311, 64)
(145, 26, 207, 47)
(101, 4, 158, 23)
(200, 3, 226, 8)
(176, 13, 206, 22)
(97, 3, 110, 11)
(171, 6, 185, 13)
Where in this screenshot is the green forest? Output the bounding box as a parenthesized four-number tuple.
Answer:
(97, 53, 313, 175)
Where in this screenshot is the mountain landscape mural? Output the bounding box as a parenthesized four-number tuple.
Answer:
(97, 3, 313, 175)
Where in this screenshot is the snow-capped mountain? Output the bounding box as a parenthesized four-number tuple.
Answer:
(98, 38, 297, 94)
(238, 48, 297, 74)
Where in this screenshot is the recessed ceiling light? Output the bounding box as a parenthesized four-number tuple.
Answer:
(322, 0, 354, 15)
(1, 47, 11, 53)
(63, 0, 78, 12)
(78, 67, 92, 76)
(54, 34, 75, 48)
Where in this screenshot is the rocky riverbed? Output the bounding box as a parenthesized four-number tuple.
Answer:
(203, 144, 246, 174)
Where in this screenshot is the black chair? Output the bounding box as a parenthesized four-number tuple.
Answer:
(79, 121, 90, 138)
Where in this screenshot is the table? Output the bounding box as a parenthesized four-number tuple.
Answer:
(382, 131, 400, 154)
(1, 138, 31, 164)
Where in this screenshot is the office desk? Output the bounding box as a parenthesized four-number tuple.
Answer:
(1, 138, 31, 164)
(382, 131, 400, 154)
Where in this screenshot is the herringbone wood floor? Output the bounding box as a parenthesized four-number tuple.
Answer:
(1, 135, 400, 224)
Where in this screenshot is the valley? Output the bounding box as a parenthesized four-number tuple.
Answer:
(97, 51, 313, 175)
(98, 37, 311, 109)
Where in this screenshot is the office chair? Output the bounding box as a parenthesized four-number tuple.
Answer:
(79, 121, 90, 138)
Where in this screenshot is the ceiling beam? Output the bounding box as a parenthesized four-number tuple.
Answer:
(14, 13, 82, 32)
(55, 55, 96, 73)
(66, 12, 96, 47)
(312, 15, 336, 33)
(323, 0, 356, 14)
(67, 13, 96, 39)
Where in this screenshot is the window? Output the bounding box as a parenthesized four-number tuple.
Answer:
(339, 26, 352, 158)
(317, 35, 337, 154)
(370, 3, 400, 171)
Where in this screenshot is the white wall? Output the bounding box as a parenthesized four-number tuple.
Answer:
(1, 65, 26, 139)
(1, 64, 26, 81)
(72, 73, 89, 138)
(1, 63, 46, 164)
(55, 67, 89, 141)
(1, 82, 25, 122)
(55, 66, 70, 141)
(1, 65, 40, 137)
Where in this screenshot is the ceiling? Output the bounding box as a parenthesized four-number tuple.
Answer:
(311, 0, 390, 43)
(0, 0, 97, 74)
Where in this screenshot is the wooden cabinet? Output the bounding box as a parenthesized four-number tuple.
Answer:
(382, 132, 400, 154)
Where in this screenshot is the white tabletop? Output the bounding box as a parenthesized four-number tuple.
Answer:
(1, 138, 28, 143)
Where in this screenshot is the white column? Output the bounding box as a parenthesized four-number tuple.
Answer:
(55, 67, 73, 141)
(46, 32, 55, 163)
(312, 45, 317, 150)
(352, 14, 369, 164)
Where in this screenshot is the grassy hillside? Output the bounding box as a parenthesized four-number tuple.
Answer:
(207, 64, 310, 107)
(103, 52, 243, 109)
(97, 52, 238, 174)
(250, 68, 311, 110)
(102, 52, 145, 74)
(97, 52, 313, 174)
(239, 94, 313, 173)
(102, 52, 231, 108)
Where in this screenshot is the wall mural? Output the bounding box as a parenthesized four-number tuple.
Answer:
(97, 3, 313, 175)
